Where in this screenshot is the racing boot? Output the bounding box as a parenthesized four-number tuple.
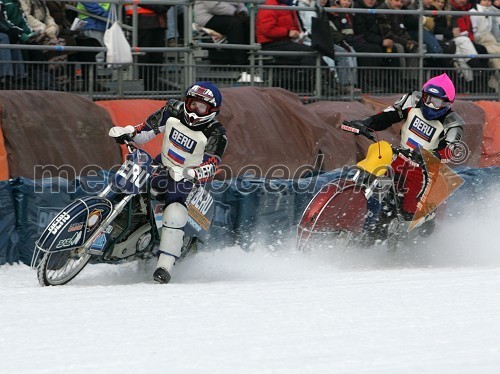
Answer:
(153, 267, 171, 284)
(154, 202, 188, 284)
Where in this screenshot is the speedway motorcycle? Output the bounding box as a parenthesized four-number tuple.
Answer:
(31, 131, 215, 286)
(297, 121, 436, 251)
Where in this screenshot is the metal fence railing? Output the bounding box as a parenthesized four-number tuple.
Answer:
(0, 0, 498, 101)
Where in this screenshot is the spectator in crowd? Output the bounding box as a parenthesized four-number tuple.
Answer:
(352, 0, 392, 89)
(432, 0, 476, 85)
(377, 0, 420, 80)
(46, 1, 104, 91)
(77, 2, 109, 63)
(296, 0, 359, 93)
(0, 0, 31, 89)
(256, 0, 315, 65)
(470, 0, 500, 91)
(20, 0, 73, 89)
(492, 0, 500, 41)
(167, 5, 184, 47)
(256, 0, 327, 90)
(403, 0, 447, 68)
(124, 2, 169, 91)
(449, 0, 492, 90)
(76, 2, 111, 92)
(194, 1, 250, 74)
(19, 0, 58, 39)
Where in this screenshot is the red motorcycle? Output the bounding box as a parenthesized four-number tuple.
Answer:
(297, 121, 437, 251)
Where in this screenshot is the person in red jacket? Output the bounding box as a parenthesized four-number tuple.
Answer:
(257, 0, 337, 92)
(449, 0, 491, 89)
(256, 0, 316, 66)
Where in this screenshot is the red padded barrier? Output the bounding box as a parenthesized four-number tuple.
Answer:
(96, 100, 165, 161)
(475, 101, 500, 167)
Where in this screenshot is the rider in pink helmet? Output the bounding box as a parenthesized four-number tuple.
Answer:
(349, 73, 465, 232)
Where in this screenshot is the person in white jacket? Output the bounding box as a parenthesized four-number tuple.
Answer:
(470, 0, 500, 91)
(19, 0, 58, 39)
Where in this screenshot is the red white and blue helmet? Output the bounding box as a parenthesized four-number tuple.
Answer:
(421, 73, 455, 120)
(183, 81, 222, 127)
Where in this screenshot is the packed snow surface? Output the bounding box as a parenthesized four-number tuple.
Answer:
(1, 193, 500, 373)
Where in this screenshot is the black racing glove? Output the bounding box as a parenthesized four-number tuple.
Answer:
(115, 134, 133, 144)
(342, 120, 375, 140)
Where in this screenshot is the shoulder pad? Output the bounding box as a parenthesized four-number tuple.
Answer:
(395, 91, 421, 110)
(443, 111, 465, 129)
(202, 120, 225, 135)
(409, 91, 422, 108)
(165, 99, 183, 119)
(391, 93, 413, 119)
(394, 93, 409, 109)
(145, 108, 167, 135)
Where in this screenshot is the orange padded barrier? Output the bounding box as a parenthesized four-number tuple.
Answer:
(96, 100, 166, 161)
(475, 101, 500, 167)
(0, 106, 9, 180)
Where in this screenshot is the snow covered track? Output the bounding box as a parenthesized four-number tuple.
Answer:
(1, 193, 500, 372)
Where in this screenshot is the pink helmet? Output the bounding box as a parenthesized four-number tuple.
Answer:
(421, 73, 455, 120)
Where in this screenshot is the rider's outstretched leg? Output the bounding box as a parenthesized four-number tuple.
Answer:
(154, 202, 188, 284)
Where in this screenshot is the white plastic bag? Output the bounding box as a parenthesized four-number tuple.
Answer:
(104, 5, 132, 66)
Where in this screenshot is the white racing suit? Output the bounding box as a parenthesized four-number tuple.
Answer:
(363, 91, 464, 223)
(130, 99, 227, 277)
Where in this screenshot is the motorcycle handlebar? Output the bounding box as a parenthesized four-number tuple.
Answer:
(342, 121, 424, 164)
(341, 121, 375, 142)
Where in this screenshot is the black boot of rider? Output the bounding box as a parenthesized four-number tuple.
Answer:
(153, 267, 171, 284)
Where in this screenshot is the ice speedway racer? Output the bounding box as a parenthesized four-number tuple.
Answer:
(31, 139, 215, 286)
(297, 120, 463, 251)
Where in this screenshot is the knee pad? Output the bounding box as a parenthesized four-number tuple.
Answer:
(162, 202, 188, 229)
(159, 202, 188, 259)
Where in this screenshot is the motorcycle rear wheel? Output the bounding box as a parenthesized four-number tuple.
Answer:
(37, 247, 92, 286)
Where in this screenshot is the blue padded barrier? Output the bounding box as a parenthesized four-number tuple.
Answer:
(1, 167, 500, 266)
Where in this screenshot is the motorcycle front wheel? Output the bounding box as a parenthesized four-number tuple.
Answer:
(37, 247, 92, 286)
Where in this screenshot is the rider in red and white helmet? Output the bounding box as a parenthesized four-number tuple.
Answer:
(183, 82, 222, 126)
(110, 82, 227, 284)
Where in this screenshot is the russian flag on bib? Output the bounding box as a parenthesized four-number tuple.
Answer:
(406, 137, 420, 150)
(168, 148, 186, 164)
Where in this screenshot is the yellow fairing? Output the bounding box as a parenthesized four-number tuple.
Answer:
(356, 141, 393, 176)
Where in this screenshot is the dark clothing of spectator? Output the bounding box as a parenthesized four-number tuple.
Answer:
(377, 2, 418, 53)
(194, 1, 250, 65)
(47, 1, 104, 91)
(330, 7, 382, 67)
(351, 0, 387, 60)
(127, 4, 169, 91)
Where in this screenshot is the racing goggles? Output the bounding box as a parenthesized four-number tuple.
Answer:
(185, 97, 217, 116)
(422, 92, 452, 110)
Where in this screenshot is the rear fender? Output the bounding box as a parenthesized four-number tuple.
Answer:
(35, 197, 113, 253)
(297, 178, 368, 241)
